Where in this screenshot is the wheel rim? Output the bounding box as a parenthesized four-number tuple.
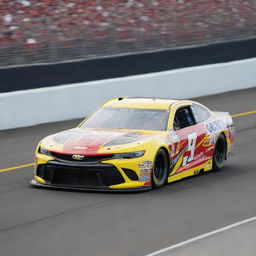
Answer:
(214, 137, 225, 165)
(154, 154, 166, 181)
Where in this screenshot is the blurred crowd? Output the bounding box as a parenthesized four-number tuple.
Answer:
(0, 0, 255, 65)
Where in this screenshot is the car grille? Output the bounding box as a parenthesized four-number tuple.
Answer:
(36, 162, 125, 188)
(49, 152, 114, 162)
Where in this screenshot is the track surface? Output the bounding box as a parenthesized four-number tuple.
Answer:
(0, 88, 255, 256)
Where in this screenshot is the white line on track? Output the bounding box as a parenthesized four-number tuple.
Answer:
(145, 216, 256, 256)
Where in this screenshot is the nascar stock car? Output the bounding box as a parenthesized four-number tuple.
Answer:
(31, 97, 235, 191)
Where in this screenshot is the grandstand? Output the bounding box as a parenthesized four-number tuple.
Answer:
(0, 0, 256, 67)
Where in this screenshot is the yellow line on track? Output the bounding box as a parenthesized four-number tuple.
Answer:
(231, 110, 256, 118)
(0, 163, 34, 173)
(0, 110, 255, 173)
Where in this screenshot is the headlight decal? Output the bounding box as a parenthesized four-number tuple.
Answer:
(38, 147, 51, 156)
(113, 150, 145, 159)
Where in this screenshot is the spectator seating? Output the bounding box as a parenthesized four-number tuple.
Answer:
(0, 0, 255, 66)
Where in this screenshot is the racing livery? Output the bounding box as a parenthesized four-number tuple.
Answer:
(31, 97, 235, 191)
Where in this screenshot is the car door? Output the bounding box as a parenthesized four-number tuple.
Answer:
(169, 104, 210, 175)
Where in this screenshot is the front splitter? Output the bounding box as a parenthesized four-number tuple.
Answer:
(30, 179, 151, 193)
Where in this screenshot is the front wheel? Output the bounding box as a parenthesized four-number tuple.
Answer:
(212, 134, 227, 171)
(152, 149, 169, 188)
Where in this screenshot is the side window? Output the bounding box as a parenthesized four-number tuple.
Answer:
(173, 106, 196, 130)
(191, 104, 211, 123)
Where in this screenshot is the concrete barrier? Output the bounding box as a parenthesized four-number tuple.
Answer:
(1, 57, 256, 130)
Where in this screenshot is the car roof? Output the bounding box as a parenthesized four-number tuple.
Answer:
(103, 97, 181, 109)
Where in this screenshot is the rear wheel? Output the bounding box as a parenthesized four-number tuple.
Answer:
(212, 134, 227, 171)
(152, 149, 169, 188)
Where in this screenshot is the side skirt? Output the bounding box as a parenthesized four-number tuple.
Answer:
(167, 160, 212, 183)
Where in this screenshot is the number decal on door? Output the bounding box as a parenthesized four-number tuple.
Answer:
(182, 132, 197, 166)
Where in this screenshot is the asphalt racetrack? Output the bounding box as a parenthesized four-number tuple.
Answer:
(0, 87, 255, 256)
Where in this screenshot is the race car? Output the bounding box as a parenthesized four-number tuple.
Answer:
(31, 97, 235, 191)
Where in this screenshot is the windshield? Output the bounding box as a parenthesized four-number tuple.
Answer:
(81, 107, 169, 131)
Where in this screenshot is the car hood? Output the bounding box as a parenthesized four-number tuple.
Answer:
(40, 128, 163, 155)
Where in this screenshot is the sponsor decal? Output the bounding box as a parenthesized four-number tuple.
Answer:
(72, 154, 85, 160)
(139, 175, 151, 182)
(205, 119, 228, 145)
(138, 161, 152, 169)
(170, 145, 176, 157)
(143, 161, 152, 165)
(194, 152, 204, 161)
(138, 164, 152, 169)
(169, 129, 180, 143)
(140, 169, 151, 173)
(205, 120, 225, 133)
(202, 138, 212, 147)
(206, 145, 215, 153)
(139, 161, 152, 181)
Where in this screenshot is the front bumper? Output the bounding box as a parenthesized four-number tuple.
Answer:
(32, 159, 151, 192)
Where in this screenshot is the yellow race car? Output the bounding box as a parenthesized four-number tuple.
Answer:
(31, 97, 235, 191)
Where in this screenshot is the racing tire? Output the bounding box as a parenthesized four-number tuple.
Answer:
(212, 134, 227, 171)
(152, 149, 169, 188)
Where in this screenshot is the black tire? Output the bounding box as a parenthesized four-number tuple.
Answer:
(152, 149, 169, 188)
(212, 134, 227, 171)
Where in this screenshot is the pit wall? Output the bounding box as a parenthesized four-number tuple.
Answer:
(1, 57, 256, 130)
